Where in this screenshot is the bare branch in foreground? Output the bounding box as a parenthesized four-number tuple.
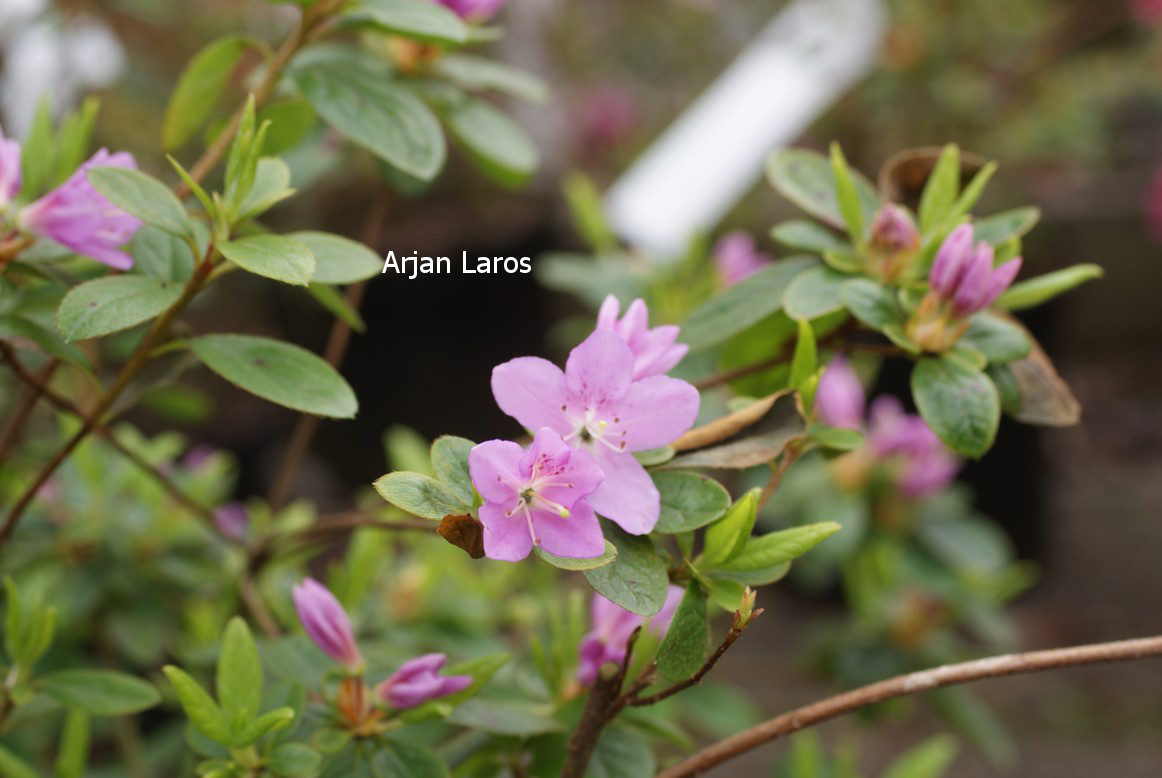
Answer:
(658, 634, 1162, 778)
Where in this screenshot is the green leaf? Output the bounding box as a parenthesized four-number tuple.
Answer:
(918, 144, 959, 234)
(238, 157, 295, 220)
(435, 54, 549, 103)
(373, 471, 466, 519)
(219, 235, 315, 286)
(830, 142, 866, 245)
(268, 743, 322, 777)
(705, 576, 747, 612)
(55, 708, 90, 778)
(342, 0, 468, 44)
(38, 669, 161, 716)
(54, 98, 99, 187)
(306, 283, 366, 332)
(435, 653, 509, 708)
(236, 707, 295, 745)
(86, 167, 191, 237)
(655, 583, 709, 681)
(652, 471, 731, 533)
(447, 700, 562, 736)
(56, 276, 184, 341)
(768, 147, 879, 229)
(959, 313, 1031, 364)
(191, 334, 358, 418)
(681, 257, 816, 351)
(702, 489, 759, 567)
(0, 746, 38, 778)
(994, 263, 1103, 311)
(20, 99, 55, 198)
(713, 522, 841, 575)
(0, 315, 90, 368)
(130, 224, 196, 282)
(294, 57, 445, 180)
(789, 318, 817, 390)
(911, 356, 1000, 458)
(770, 220, 848, 254)
(439, 96, 538, 187)
(163, 36, 250, 151)
(840, 278, 905, 329)
(782, 265, 849, 321)
(972, 207, 1040, 246)
(534, 540, 617, 571)
(948, 161, 998, 224)
(807, 424, 865, 451)
(290, 231, 382, 284)
(163, 666, 231, 744)
(584, 524, 669, 616)
(881, 735, 959, 778)
(254, 98, 317, 156)
(216, 617, 262, 731)
(430, 435, 476, 507)
(563, 173, 617, 253)
(587, 727, 656, 778)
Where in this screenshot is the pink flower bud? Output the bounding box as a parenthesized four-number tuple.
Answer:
(375, 653, 472, 709)
(292, 578, 364, 671)
(814, 356, 866, 430)
(712, 231, 772, 288)
(0, 124, 21, 210)
(870, 204, 919, 254)
(436, 0, 506, 21)
(19, 149, 143, 270)
(928, 224, 974, 298)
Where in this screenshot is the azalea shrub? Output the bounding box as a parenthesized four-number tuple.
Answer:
(0, 1, 1113, 777)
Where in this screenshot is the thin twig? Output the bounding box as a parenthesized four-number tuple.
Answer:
(0, 345, 217, 526)
(240, 573, 282, 640)
(629, 610, 763, 708)
(0, 358, 58, 461)
(561, 662, 624, 778)
(658, 634, 1162, 778)
(759, 442, 803, 509)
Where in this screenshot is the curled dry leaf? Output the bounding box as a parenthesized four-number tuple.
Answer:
(1006, 324, 1081, 426)
(438, 514, 485, 559)
(878, 146, 988, 207)
(663, 393, 806, 470)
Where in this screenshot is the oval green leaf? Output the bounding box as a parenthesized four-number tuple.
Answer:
(57, 276, 184, 342)
(911, 356, 1000, 458)
(290, 231, 382, 284)
(86, 167, 191, 237)
(191, 334, 358, 418)
(652, 471, 730, 534)
(219, 235, 315, 286)
(38, 669, 162, 716)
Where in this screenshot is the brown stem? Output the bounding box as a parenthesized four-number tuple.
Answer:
(240, 573, 282, 639)
(0, 258, 215, 549)
(561, 662, 624, 778)
(0, 693, 14, 735)
(0, 345, 217, 526)
(628, 609, 762, 708)
(267, 188, 387, 510)
(0, 358, 58, 461)
(759, 442, 803, 509)
(658, 634, 1162, 778)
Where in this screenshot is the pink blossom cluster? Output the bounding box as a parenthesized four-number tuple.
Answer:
(469, 296, 699, 561)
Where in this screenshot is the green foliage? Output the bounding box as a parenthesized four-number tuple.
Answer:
(911, 356, 1001, 458)
(652, 471, 731, 533)
(585, 525, 670, 616)
(291, 232, 383, 284)
(341, 0, 469, 44)
(37, 670, 161, 716)
(219, 235, 316, 286)
(191, 334, 359, 418)
(656, 583, 709, 681)
(56, 276, 184, 341)
(86, 167, 192, 238)
(994, 263, 1104, 311)
(163, 36, 251, 151)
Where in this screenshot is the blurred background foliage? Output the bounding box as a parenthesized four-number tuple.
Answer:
(2, 0, 1162, 775)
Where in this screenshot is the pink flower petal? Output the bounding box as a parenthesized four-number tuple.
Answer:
(607, 374, 700, 451)
(469, 439, 525, 504)
(564, 330, 635, 409)
(533, 499, 606, 558)
(479, 502, 535, 561)
(585, 447, 659, 534)
(491, 356, 570, 436)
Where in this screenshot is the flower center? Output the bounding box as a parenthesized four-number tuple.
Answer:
(564, 408, 627, 452)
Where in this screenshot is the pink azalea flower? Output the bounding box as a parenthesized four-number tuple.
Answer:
(375, 653, 472, 709)
(712, 231, 772, 287)
(928, 224, 1021, 317)
(815, 356, 865, 430)
(577, 585, 684, 686)
(596, 295, 688, 380)
(469, 427, 606, 561)
(19, 148, 143, 270)
(0, 124, 20, 211)
(867, 397, 959, 497)
(491, 330, 700, 535)
(436, 0, 506, 21)
(292, 578, 364, 671)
